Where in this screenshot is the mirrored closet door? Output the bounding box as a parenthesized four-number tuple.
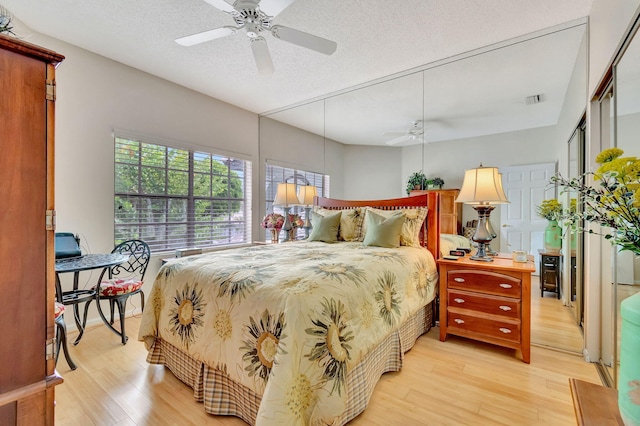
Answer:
(610, 23, 640, 388)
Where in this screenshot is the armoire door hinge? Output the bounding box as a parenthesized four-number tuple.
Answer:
(45, 337, 56, 360)
(46, 80, 56, 101)
(46, 210, 56, 231)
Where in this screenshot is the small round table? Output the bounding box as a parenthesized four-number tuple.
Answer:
(55, 253, 129, 345)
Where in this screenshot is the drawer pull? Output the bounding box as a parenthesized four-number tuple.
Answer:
(499, 283, 512, 289)
(454, 298, 465, 304)
(454, 278, 465, 283)
(499, 328, 512, 334)
(499, 306, 512, 311)
(454, 318, 465, 324)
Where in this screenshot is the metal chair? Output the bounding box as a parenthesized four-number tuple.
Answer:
(83, 240, 150, 344)
(54, 302, 77, 370)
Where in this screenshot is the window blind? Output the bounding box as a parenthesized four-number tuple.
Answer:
(115, 136, 252, 252)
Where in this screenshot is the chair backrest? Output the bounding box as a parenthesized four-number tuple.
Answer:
(55, 232, 81, 259)
(109, 240, 151, 281)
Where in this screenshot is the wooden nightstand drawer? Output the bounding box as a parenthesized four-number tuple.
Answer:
(447, 269, 521, 298)
(448, 289, 520, 319)
(446, 310, 521, 343)
(438, 255, 535, 363)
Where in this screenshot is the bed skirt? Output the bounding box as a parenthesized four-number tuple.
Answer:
(146, 302, 434, 425)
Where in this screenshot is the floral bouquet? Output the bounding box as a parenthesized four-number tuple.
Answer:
(551, 148, 640, 255)
(261, 213, 284, 230)
(288, 213, 304, 228)
(536, 199, 563, 221)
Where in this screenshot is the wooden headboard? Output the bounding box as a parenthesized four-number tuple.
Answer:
(314, 193, 441, 259)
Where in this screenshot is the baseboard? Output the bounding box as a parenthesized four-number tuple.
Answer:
(65, 308, 143, 334)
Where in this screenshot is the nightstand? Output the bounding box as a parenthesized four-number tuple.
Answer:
(538, 249, 562, 298)
(438, 254, 535, 363)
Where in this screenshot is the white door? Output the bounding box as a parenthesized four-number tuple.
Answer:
(499, 163, 557, 275)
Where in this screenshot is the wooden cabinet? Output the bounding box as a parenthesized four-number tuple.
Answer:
(0, 35, 64, 425)
(569, 378, 624, 425)
(438, 255, 535, 363)
(410, 189, 461, 234)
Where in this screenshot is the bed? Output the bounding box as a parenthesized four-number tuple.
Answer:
(138, 193, 441, 425)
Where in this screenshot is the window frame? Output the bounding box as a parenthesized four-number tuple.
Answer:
(114, 135, 252, 253)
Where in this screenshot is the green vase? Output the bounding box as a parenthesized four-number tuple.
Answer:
(620, 291, 640, 426)
(544, 220, 562, 252)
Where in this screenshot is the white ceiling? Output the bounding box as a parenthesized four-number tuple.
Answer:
(3, 0, 593, 145)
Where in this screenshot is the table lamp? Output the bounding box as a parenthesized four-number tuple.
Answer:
(484, 173, 507, 256)
(297, 185, 317, 238)
(273, 183, 299, 242)
(456, 165, 509, 261)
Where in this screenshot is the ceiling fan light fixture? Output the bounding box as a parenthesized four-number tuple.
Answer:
(176, 0, 337, 72)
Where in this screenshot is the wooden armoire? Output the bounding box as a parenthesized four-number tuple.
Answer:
(0, 34, 64, 424)
(410, 189, 462, 235)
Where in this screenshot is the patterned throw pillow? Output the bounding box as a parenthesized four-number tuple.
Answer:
(313, 207, 366, 242)
(363, 207, 428, 247)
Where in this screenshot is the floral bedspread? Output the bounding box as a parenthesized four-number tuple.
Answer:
(139, 241, 438, 425)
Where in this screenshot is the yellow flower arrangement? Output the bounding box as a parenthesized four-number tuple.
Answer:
(536, 199, 563, 221)
(552, 148, 640, 255)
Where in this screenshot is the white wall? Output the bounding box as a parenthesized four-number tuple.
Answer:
(342, 145, 402, 200)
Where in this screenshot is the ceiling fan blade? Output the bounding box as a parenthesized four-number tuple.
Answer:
(202, 0, 235, 13)
(259, 0, 297, 17)
(271, 25, 337, 55)
(385, 135, 411, 146)
(382, 132, 407, 138)
(176, 26, 237, 46)
(251, 36, 274, 74)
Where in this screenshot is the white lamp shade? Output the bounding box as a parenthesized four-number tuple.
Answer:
(297, 185, 318, 206)
(456, 166, 509, 204)
(273, 183, 299, 207)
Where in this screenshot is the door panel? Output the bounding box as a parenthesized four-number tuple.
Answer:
(499, 163, 557, 275)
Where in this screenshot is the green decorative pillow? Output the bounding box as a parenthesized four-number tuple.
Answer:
(308, 211, 342, 243)
(314, 207, 366, 241)
(362, 211, 405, 248)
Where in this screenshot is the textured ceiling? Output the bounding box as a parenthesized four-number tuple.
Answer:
(3, 0, 593, 144)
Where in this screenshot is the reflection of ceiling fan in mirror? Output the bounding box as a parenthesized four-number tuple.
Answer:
(175, 0, 338, 74)
(384, 120, 424, 146)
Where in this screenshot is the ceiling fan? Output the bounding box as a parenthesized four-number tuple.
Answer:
(384, 121, 425, 146)
(175, 0, 337, 74)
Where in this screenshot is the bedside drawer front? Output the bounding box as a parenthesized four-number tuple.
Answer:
(448, 290, 520, 319)
(447, 311, 521, 343)
(447, 270, 521, 297)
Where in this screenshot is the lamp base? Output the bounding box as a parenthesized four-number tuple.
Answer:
(469, 205, 495, 262)
(281, 206, 292, 242)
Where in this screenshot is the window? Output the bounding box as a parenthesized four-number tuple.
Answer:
(264, 163, 329, 239)
(114, 136, 252, 252)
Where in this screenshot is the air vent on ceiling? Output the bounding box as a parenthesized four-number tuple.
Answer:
(525, 94, 543, 105)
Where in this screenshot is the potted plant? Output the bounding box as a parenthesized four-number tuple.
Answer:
(0, 7, 15, 36)
(429, 177, 445, 189)
(536, 198, 563, 251)
(406, 171, 428, 195)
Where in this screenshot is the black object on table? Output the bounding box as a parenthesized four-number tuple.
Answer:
(55, 253, 129, 345)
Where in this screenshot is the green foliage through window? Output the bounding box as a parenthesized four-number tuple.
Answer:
(115, 137, 251, 252)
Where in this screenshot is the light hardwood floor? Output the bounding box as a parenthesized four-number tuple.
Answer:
(530, 275, 584, 353)
(55, 314, 600, 425)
